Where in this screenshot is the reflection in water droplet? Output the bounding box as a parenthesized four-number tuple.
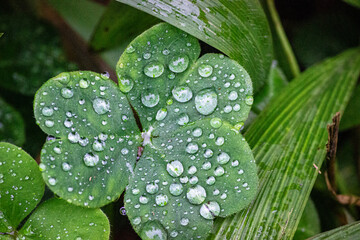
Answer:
(169, 183, 183, 196)
(83, 153, 99, 167)
(141, 90, 160, 108)
(144, 62, 164, 78)
(186, 142, 199, 154)
(155, 194, 168, 206)
(198, 64, 213, 77)
(200, 201, 220, 219)
(118, 76, 134, 93)
(156, 108, 167, 121)
(166, 160, 184, 177)
(119, 206, 127, 215)
(195, 89, 217, 115)
(210, 118, 222, 128)
(217, 152, 230, 164)
(177, 113, 189, 126)
(42, 107, 53, 116)
(186, 185, 206, 205)
(172, 86, 193, 103)
(61, 88, 74, 99)
(169, 54, 189, 73)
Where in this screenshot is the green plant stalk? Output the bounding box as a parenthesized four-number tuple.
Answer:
(209, 48, 360, 239)
(266, 0, 300, 78)
(308, 221, 360, 239)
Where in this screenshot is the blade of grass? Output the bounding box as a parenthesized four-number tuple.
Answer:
(209, 47, 360, 239)
(308, 221, 360, 240)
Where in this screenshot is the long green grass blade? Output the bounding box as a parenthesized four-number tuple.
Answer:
(308, 221, 360, 240)
(117, 0, 273, 92)
(210, 47, 360, 239)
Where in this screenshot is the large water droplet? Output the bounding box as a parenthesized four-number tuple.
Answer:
(195, 88, 218, 115)
(177, 113, 189, 126)
(83, 153, 99, 167)
(141, 90, 160, 108)
(144, 62, 164, 78)
(42, 107, 53, 117)
(169, 183, 183, 196)
(200, 201, 220, 219)
(166, 160, 184, 177)
(146, 183, 159, 194)
(156, 108, 167, 121)
(92, 98, 110, 114)
(155, 194, 168, 206)
(186, 185, 206, 205)
(61, 88, 74, 98)
(186, 142, 199, 154)
(210, 118, 222, 128)
(217, 152, 230, 164)
(118, 76, 134, 93)
(140, 221, 167, 240)
(169, 54, 189, 73)
(172, 86, 193, 103)
(198, 64, 213, 77)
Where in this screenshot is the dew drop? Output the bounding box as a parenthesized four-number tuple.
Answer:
(195, 89, 217, 115)
(61, 88, 73, 99)
(192, 127, 202, 137)
(166, 160, 184, 177)
(189, 176, 198, 184)
(233, 104, 241, 112)
(245, 96, 254, 105)
(214, 166, 225, 176)
(177, 113, 189, 126)
(156, 108, 167, 121)
(186, 185, 206, 205)
(217, 152, 230, 165)
(126, 45, 135, 53)
(202, 162, 212, 170)
(215, 137, 224, 146)
(186, 143, 199, 154)
(206, 176, 216, 185)
(140, 221, 167, 240)
(144, 62, 164, 78)
(228, 91, 238, 101)
(61, 162, 71, 171)
(188, 166, 197, 174)
(119, 207, 127, 215)
(64, 119, 73, 128)
(42, 107, 53, 117)
(83, 153, 99, 167)
(92, 98, 110, 114)
(139, 196, 148, 204)
(200, 201, 220, 219)
(172, 86, 193, 103)
(155, 194, 168, 206)
(143, 52, 151, 59)
(146, 183, 159, 194)
(180, 218, 189, 226)
(79, 79, 89, 88)
(45, 120, 54, 128)
(169, 54, 189, 73)
(141, 90, 160, 108)
(79, 137, 89, 147)
(118, 76, 134, 93)
(169, 183, 183, 196)
(68, 132, 80, 143)
(92, 140, 105, 152)
(204, 149, 213, 158)
(48, 177, 57, 186)
(132, 217, 141, 225)
(210, 118, 222, 128)
(198, 64, 213, 77)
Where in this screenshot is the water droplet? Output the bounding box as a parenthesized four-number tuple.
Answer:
(186, 143, 199, 154)
(188, 166, 197, 174)
(162, 49, 170, 55)
(146, 183, 159, 194)
(155, 194, 168, 206)
(215, 137, 224, 146)
(228, 91, 238, 101)
(192, 128, 202, 137)
(195, 89, 217, 115)
(202, 162, 212, 170)
(140, 221, 167, 240)
(83, 153, 99, 167)
(132, 217, 141, 225)
(92, 140, 105, 152)
(144, 62, 164, 78)
(186, 185, 206, 205)
(48, 177, 57, 186)
(210, 118, 222, 128)
(61, 88, 74, 99)
(68, 132, 80, 143)
(79, 79, 89, 88)
(214, 166, 225, 176)
(156, 108, 167, 121)
(177, 113, 189, 126)
(39, 163, 46, 171)
(206, 176, 216, 185)
(245, 96, 254, 105)
(233, 104, 241, 111)
(45, 120, 54, 128)
(169, 54, 189, 73)
(141, 90, 160, 108)
(64, 119, 73, 128)
(234, 122, 244, 131)
(79, 137, 89, 147)
(166, 160, 184, 177)
(170, 231, 178, 238)
(119, 207, 126, 215)
(217, 152, 230, 164)
(143, 52, 152, 59)
(126, 45, 135, 53)
(61, 162, 71, 171)
(169, 183, 183, 196)
(200, 201, 220, 219)
(139, 196, 149, 204)
(204, 149, 213, 158)
(92, 98, 110, 114)
(232, 160, 239, 167)
(224, 105, 232, 113)
(172, 86, 193, 103)
(118, 76, 134, 93)
(189, 176, 198, 184)
(180, 176, 188, 184)
(198, 64, 213, 77)
(42, 107, 53, 116)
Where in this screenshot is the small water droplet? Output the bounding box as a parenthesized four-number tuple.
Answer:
(217, 152, 230, 164)
(126, 45, 135, 53)
(192, 127, 202, 137)
(42, 107, 53, 116)
(92, 98, 110, 114)
(119, 207, 126, 215)
(195, 89, 217, 115)
(141, 90, 160, 108)
(215, 137, 224, 146)
(186, 142, 199, 154)
(233, 104, 241, 112)
(143, 52, 152, 59)
(92, 140, 105, 152)
(189, 176, 198, 184)
(156, 108, 167, 121)
(118, 76, 134, 93)
(210, 118, 222, 128)
(172, 86, 193, 103)
(198, 64, 213, 77)
(83, 153, 99, 167)
(48, 177, 57, 186)
(214, 166, 225, 176)
(228, 91, 238, 101)
(139, 196, 148, 204)
(245, 96, 254, 105)
(132, 217, 141, 225)
(61, 162, 71, 171)
(204, 149, 213, 158)
(169, 54, 189, 73)
(68, 132, 80, 143)
(186, 185, 206, 205)
(61, 88, 74, 99)
(169, 183, 183, 196)
(202, 162, 211, 170)
(200, 201, 220, 219)
(166, 160, 184, 177)
(206, 176, 216, 185)
(64, 119, 73, 128)
(146, 183, 159, 194)
(144, 62, 164, 78)
(45, 120, 54, 128)
(140, 221, 167, 240)
(188, 166, 197, 174)
(79, 79, 89, 88)
(177, 113, 189, 126)
(155, 194, 168, 206)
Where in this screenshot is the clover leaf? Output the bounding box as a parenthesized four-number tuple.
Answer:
(0, 142, 110, 240)
(33, 23, 258, 239)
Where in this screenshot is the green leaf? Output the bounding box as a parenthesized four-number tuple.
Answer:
(294, 198, 321, 240)
(0, 142, 44, 233)
(90, 0, 161, 51)
(308, 221, 360, 240)
(340, 85, 360, 130)
(0, 33, 3, 38)
(343, 0, 360, 8)
(34, 71, 141, 208)
(210, 48, 360, 239)
(18, 198, 110, 240)
(117, 0, 273, 92)
(0, 97, 25, 146)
